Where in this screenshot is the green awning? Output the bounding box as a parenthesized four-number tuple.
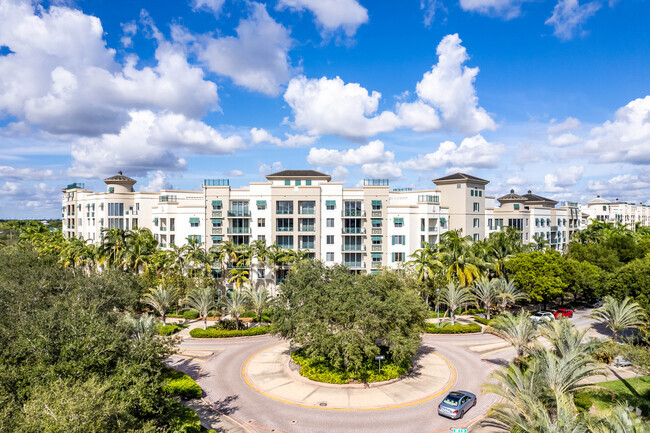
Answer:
(189, 217, 200, 224)
(256, 200, 266, 206)
(371, 253, 382, 259)
(325, 200, 336, 206)
(153, 218, 158, 224)
(394, 217, 404, 224)
(211, 200, 222, 206)
(371, 200, 382, 206)
(535, 218, 539, 224)
(440, 218, 447, 224)
(371, 236, 382, 241)
(371, 270, 380, 275)
(211, 218, 222, 223)
(371, 218, 382, 224)
(211, 236, 223, 241)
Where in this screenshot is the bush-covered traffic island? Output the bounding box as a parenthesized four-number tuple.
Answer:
(425, 323, 482, 334)
(190, 325, 271, 338)
(272, 261, 426, 384)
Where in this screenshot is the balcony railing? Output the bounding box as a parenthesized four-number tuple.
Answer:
(342, 245, 366, 251)
(371, 228, 382, 235)
(298, 226, 315, 232)
(429, 226, 438, 232)
(371, 262, 382, 269)
(228, 210, 251, 217)
(211, 227, 222, 235)
(418, 195, 440, 203)
(160, 227, 167, 231)
(342, 210, 366, 217)
(276, 227, 293, 232)
(371, 211, 382, 218)
(342, 228, 366, 234)
(300, 244, 315, 249)
(212, 210, 222, 218)
(298, 209, 315, 215)
(371, 245, 382, 252)
(277, 209, 293, 215)
(551, 226, 558, 231)
(227, 227, 251, 234)
(344, 262, 366, 269)
(159, 195, 177, 203)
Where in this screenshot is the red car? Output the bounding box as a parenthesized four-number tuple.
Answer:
(553, 308, 574, 318)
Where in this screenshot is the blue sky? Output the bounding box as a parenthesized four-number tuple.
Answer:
(0, 0, 649, 218)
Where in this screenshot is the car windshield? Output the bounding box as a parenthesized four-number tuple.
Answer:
(532, 312, 543, 316)
(443, 397, 460, 407)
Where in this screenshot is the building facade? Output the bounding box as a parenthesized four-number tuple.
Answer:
(583, 196, 650, 228)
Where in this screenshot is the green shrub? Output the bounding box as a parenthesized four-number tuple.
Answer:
(253, 314, 271, 323)
(241, 310, 257, 318)
(162, 369, 202, 399)
(213, 319, 246, 330)
(425, 323, 482, 334)
(573, 392, 592, 412)
(459, 308, 485, 315)
(291, 348, 408, 384)
(158, 324, 180, 336)
(189, 326, 271, 338)
(167, 401, 202, 433)
(183, 311, 199, 320)
(474, 315, 493, 325)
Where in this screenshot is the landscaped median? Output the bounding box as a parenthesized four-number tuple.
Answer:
(189, 325, 271, 338)
(425, 323, 482, 334)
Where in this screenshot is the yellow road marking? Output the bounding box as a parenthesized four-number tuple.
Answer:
(241, 343, 456, 411)
(480, 346, 514, 358)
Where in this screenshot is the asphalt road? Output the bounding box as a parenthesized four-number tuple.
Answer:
(172, 332, 516, 433)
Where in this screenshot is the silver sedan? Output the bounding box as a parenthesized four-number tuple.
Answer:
(437, 390, 477, 420)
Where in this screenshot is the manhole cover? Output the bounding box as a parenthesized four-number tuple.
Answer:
(318, 402, 327, 407)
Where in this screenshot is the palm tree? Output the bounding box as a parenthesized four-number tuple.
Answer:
(245, 287, 271, 323)
(124, 313, 157, 340)
(472, 276, 499, 320)
(99, 228, 127, 268)
(495, 278, 527, 311)
(184, 236, 210, 277)
(141, 284, 179, 325)
(228, 263, 250, 291)
(590, 296, 646, 342)
(408, 244, 442, 305)
(183, 287, 217, 330)
(439, 282, 475, 326)
(588, 403, 650, 433)
(439, 230, 481, 286)
(486, 310, 536, 361)
(122, 228, 158, 274)
(266, 244, 287, 288)
(532, 233, 549, 251)
(251, 239, 268, 286)
(222, 289, 246, 328)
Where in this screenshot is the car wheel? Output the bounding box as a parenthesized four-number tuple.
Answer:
(570, 313, 573, 318)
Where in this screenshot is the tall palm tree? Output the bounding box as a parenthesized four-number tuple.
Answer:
(141, 284, 179, 325)
(408, 244, 443, 304)
(183, 286, 217, 330)
(244, 287, 271, 322)
(472, 276, 499, 320)
(495, 278, 527, 311)
(532, 233, 550, 251)
(122, 228, 158, 274)
(184, 236, 210, 277)
(486, 310, 536, 361)
(251, 239, 268, 286)
(590, 296, 646, 342)
(222, 289, 246, 328)
(228, 264, 250, 291)
(439, 282, 475, 326)
(266, 244, 287, 288)
(438, 230, 481, 287)
(99, 228, 127, 268)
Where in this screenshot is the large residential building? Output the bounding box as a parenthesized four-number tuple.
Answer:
(62, 170, 650, 283)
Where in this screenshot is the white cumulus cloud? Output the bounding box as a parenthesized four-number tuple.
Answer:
(543, 165, 584, 192)
(277, 0, 368, 36)
(400, 135, 504, 171)
(549, 132, 582, 147)
(459, 0, 527, 18)
(307, 140, 393, 166)
(249, 127, 318, 147)
(195, 2, 292, 96)
(140, 170, 173, 192)
(192, 0, 226, 15)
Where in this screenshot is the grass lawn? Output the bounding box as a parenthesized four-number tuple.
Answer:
(577, 375, 650, 415)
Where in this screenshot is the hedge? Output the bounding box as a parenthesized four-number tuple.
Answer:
(166, 311, 200, 320)
(162, 369, 202, 399)
(189, 326, 271, 338)
(473, 315, 493, 325)
(425, 323, 482, 334)
(158, 324, 180, 336)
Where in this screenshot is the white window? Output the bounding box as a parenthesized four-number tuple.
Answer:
(326, 252, 334, 261)
(326, 235, 335, 244)
(326, 218, 334, 227)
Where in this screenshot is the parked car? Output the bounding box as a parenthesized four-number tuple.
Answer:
(437, 391, 477, 420)
(587, 299, 603, 308)
(531, 311, 555, 323)
(553, 308, 574, 319)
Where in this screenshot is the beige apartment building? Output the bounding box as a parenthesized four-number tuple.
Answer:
(583, 196, 650, 228)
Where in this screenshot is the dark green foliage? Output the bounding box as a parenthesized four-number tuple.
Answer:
(604, 256, 650, 313)
(183, 310, 199, 320)
(213, 319, 247, 330)
(566, 242, 623, 272)
(505, 250, 568, 307)
(241, 310, 257, 318)
(425, 323, 482, 334)
(0, 245, 186, 432)
(573, 392, 592, 412)
(162, 369, 202, 399)
(189, 326, 271, 338)
(291, 348, 408, 384)
(158, 324, 181, 336)
(167, 401, 203, 433)
(562, 258, 604, 302)
(272, 261, 426, 373)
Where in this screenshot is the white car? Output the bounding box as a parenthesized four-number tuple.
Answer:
(531, 311, 555, 323)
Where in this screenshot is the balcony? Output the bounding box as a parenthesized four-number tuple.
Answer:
(371, 211, 382, 218)
(342, 245, 366, 252)
(342, 210, 366, 217)
(551, 226, 558, 231)
(418, 194, 440, 203)
(228, 210, 251, 217)
(227, 227, 251, 234)
(298, 226, 315, 232)
(159, 195, 177, 203)
(342, 227, 366, 234)
(212, 210, 222, 218)
(343, 262, 366, 269)
(371, 262, 382, 269)
(428, 226, 438, 232)
(371, 228, 382, 235)
(299, 244, 315, 250)
(160, 226, 167, 231)
(298, 209, 315, 215)
(211, 227, 222, 235)
(371, 245, 382, 252)
(276, 227, 293, 232)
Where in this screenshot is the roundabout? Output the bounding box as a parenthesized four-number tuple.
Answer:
(170, 332, 516, 433)
(243, 342, 454, 410)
